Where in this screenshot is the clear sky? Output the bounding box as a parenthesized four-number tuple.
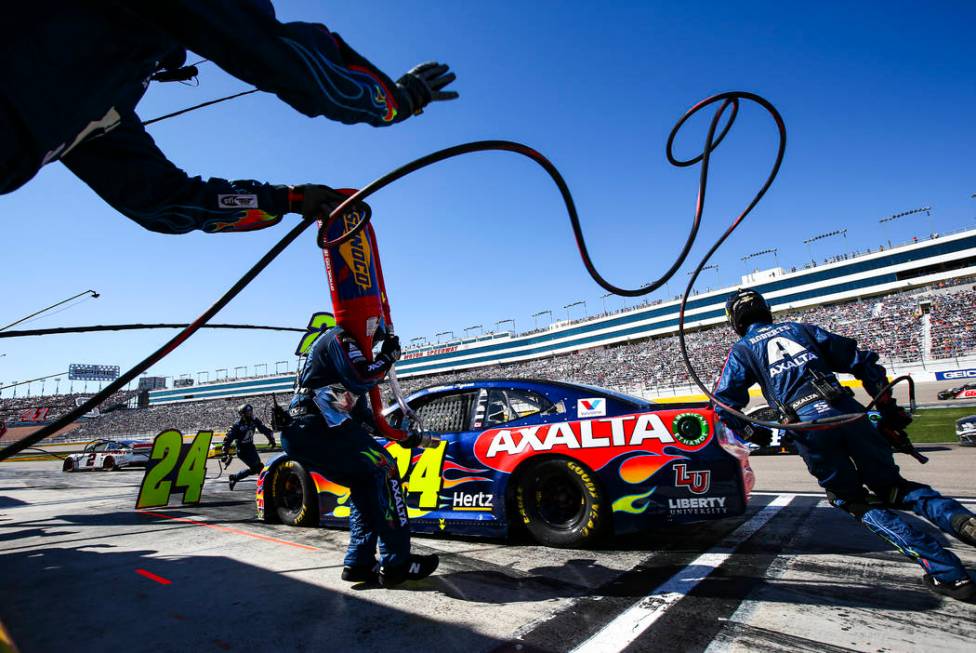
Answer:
(2, 0, 974, 395)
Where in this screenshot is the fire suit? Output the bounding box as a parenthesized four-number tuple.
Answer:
(0, 1, 406, 234)
(282, 328, 410, 570)
(223, 417, 275, 483)
(714, 320, 974, 583)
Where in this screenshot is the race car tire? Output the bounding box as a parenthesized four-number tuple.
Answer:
(102, 456, 117, 471)
(62, 457, 76, 473)
(514, 457, 606, 547)
(271, 460, 318, 527)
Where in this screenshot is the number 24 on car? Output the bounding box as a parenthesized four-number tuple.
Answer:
(136, 429, 213, 509)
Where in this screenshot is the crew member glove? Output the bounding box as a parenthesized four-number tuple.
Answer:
(376, 335, 402, 366)
(289, 184, 369, 219)
(876, 395, 913, 431)
(396, 62, 458, 117)
(268, 438, 277, 449)
(741, 424, 773, 448)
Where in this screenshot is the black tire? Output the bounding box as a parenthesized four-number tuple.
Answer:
(102, 456, 117, 471)
(62, 458, 76, 473)
(514, 457, 606, 547)
(271, 459, 318, 527)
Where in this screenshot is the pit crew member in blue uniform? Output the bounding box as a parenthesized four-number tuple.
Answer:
(223, 403, 276, 491)
(0, 2, 457, 233)
(713, 288, 976, 601)
(281, 327, 438, 587)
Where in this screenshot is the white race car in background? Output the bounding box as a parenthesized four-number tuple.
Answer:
(62, 439, 152, 472)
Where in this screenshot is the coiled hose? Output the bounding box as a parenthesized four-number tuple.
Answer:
(0, 91, 902, 463)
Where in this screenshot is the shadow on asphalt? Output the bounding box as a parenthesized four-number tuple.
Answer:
(0, 544, 505, 653)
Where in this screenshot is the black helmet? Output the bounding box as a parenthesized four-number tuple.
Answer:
(725, 288, 772, 336)
(238, 403, 254, 420)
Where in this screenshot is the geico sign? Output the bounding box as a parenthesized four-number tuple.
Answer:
(473, 412, 712, 473)
(941, 369, 976, 380)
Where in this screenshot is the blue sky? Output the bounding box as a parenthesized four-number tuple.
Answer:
(2, 1, 975, 395)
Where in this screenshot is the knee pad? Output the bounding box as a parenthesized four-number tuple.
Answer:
(876, 480, 934, 507)
(826, 491, 874, 520)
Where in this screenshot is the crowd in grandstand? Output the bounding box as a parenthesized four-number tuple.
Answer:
(3, 281, 974, 442)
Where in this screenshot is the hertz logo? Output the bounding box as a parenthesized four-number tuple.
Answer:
(337, 212, 372, 291)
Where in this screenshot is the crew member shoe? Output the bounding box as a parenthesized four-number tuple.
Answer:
(341, 563, 379, 584)
(228, 475, 238, 491)
(923, 574, 976, 602)
(379, 554, 440, 588)
(951, 514, 976, 547)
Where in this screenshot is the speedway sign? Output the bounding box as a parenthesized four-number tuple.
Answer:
(68, 363, 119, 382)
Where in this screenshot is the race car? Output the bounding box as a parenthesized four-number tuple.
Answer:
(61, 439, 152, 472)
(938, 383, 976, 400)
(956, 416, 976, 446)
(256, 378, 755, 547)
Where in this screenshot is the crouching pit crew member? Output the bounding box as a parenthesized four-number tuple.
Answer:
(281, 326, 438, 587)
(223, 403, 276, 491)
(713, 288, 976, 601)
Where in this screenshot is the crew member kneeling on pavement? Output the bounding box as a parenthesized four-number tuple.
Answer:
(281, 327, 438, 587)
(713, 288, 976, 601)
(223, 403, 276, 491)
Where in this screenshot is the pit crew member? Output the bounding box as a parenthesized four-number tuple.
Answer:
(224, 404, 277, 491)
(713, 288, 976, 601)
(282, 327, 438, 587)
(0, 2, 458, 233)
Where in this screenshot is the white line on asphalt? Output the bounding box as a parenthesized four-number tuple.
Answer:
(751, 491, 976, 504)
(569, 494, 796, 653)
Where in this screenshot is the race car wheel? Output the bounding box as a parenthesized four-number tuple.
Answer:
(271, 460, 318, 527)
(102, 456, 117, 471)
(62, 458, 76, 473)
(514, 458, 606, 547)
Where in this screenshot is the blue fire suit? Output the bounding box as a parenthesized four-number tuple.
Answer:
(0, 1, 406, 234)
(223, 417, 275, 483)
(281, 328, 410, 570)
(714, 321, 974, 582)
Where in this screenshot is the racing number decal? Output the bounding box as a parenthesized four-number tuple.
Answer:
(136, 430, 214, 509)
(387, 441, 447, 509)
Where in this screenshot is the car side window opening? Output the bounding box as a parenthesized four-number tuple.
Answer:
(412, 392, 478, 434)
(483, 389, 558, 428)
(92, 441, 109, 452)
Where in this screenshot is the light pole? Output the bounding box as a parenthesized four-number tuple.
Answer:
(254, 363, 268, 377)
(234, 366, 246, 379)
(216, 368, 227, 381)
(601, 293, 613, 314)
(464, 324, 483, 338)
(495, 319, 515, 334)
(0, 289, 100, 333)
(275, 360, 288, 375)
(563, 301, 584, 320)
(532, 310, 552, 330)
(435, 330, 455, 343)
(197, 371, 210, 384)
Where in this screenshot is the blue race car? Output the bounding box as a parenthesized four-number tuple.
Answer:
(256, 378, 755, 547)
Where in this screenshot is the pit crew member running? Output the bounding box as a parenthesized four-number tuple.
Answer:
(0, 2, 458, 233)
(223, 403, 276, 491)
(281, 327, 438, 587)
(713, 288, 976, 602)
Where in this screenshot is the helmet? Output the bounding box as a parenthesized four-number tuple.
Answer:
(725, 288, 772, 337)
(237, 403, 254, 420)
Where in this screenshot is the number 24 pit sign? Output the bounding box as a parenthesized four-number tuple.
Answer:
(136, 430, 213, 509)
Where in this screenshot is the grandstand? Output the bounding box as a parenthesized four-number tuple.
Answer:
(3, 228, 976, 442)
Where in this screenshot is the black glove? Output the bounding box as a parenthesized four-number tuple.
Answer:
(376, 335, 402, 366)
(876, 397, 913, 432)
(290, 184, 370, 220)
(396, 62, 458, 117)
(221, 453, 233, 467)
(741, 424, 774, 448)
(268, 438, 277, 449)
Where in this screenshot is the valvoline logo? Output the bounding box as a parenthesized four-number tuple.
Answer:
(577, 398, 606, 418)
(337, 212, 373, 292)
(473, 411, 713, 474)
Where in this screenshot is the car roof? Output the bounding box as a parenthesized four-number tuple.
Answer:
(399, 377, 655, 408)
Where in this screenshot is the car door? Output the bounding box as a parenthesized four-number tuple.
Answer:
(388, 389, 503, 534)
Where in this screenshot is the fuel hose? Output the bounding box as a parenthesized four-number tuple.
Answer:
(0, 90, 899, 462)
